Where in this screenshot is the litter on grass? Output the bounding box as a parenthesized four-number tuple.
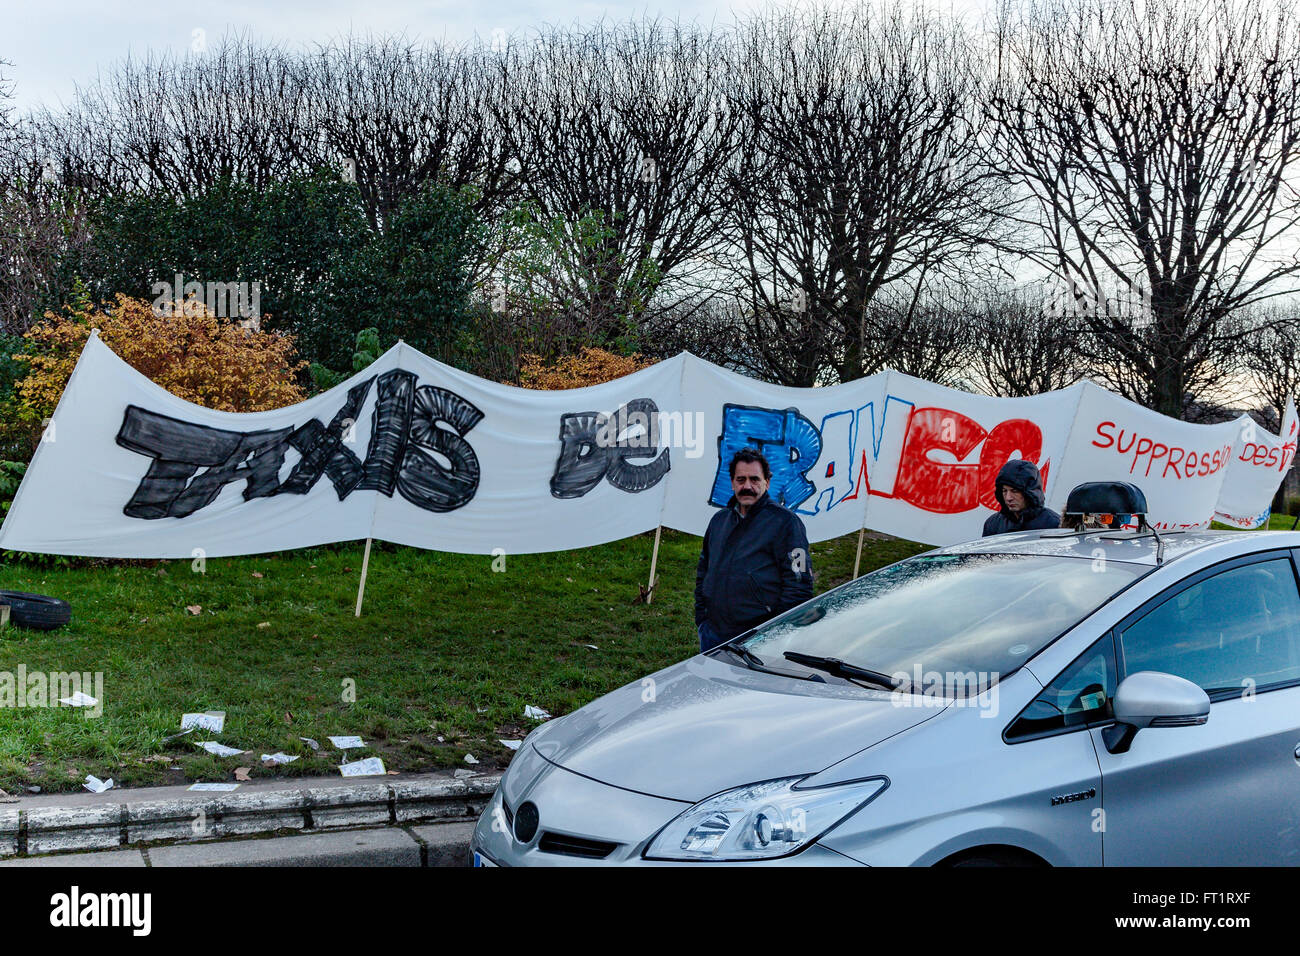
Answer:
(83, 775, 114, 793)
(194, 741, 245, 757)
(524, 705, 552, 721)
(339, 757, 386, 778)
(328, 735, 365, 749)
(181, 712, 225, 733)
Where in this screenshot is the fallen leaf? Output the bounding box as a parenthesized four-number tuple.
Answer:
(185, 605, 201, 615)
(234, 767, 251, 781)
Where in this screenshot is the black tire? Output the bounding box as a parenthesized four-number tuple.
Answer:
(0, 590, 72, 631)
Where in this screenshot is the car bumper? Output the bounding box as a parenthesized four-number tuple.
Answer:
(469, 760, 865, 867)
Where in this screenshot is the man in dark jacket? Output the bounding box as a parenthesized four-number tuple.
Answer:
(694, 447, 815, 652)
(982, 459, 1061, 536)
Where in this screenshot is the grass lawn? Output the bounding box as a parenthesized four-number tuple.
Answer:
(0, 529, 929, 794)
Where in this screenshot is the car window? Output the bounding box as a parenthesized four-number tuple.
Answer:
(1118, 557, 1300, 696)
(737, 553, 1144, 694)
(1006, 635, 1117, 740)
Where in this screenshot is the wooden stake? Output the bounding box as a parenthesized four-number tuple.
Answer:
(354, 537, 373, 617)
(645, 525, 663, 604)
(852, 524, 867, 579)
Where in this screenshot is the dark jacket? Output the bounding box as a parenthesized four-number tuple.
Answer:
(982, 459, 1060, 536)
(695, 491, 814, 640)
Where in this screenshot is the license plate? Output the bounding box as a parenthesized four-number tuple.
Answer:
(473, 850, 497, 867)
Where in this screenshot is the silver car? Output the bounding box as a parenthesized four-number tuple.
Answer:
(471, 528, 1300, 866)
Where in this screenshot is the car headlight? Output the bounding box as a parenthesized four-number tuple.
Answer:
(644, 776, 888, 861)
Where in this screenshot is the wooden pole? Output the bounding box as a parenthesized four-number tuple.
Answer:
(646, 525, 663, 604)
(354, 537, 373, 617)
(852, 524, 867, 579)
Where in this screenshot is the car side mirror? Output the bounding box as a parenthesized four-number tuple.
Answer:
(1101, 671, 1210, 754)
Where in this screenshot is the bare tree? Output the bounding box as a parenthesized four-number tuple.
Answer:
(1240, 305, 1300, 429)
(860, 293, 981, 388)
(490, 19, 741, 347)
(305, 36, 517, 242)
(44, 33, 311, 198)
(968, 291, 1083, 396)
(990, 0, 1300, 417)
(723, 5, 1009, 387)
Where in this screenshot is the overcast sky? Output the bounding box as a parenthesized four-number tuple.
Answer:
(2, 0, 992, 112)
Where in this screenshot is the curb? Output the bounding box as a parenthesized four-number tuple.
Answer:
(0, 774, 500, 859)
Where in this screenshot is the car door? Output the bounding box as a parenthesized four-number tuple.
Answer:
(1091, 551, 1300, 866)
(1002, 635, 1116, 866)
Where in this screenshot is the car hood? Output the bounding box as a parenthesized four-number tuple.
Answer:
(526, 654, 949, 803)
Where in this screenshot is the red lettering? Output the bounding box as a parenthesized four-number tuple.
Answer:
(894, 408, 986, 514)
(1093, 421, 1116, 450)
(977, 418, 1045, 510)
(1132, 437, 1152, 473)
(1163, 446, 1185, 478)
(1146, 443, 1168, 477)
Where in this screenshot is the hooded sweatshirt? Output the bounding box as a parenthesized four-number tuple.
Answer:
(981, 459, 1061, 536)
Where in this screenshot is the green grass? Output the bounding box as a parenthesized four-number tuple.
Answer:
(0, 530, 929, 794)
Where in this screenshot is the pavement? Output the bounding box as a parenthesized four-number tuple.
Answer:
(0, 770, 499, 867)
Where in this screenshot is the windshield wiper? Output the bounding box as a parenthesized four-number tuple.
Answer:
(714, 644, 826, 681)
(782, 651, 902, 690)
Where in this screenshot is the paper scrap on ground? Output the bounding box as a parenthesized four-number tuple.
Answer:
(162, 727, 194, 745)
(83, 775, 114, 793)
(464, 753, 479, 765)
(524, 705, 552, 721)
(234, 767, 252, 781)
(339, 757, 386, 777)
(188, 782, 239, 792)
(181, 711, 225, 733)
(499, 739, 522, 751)
(260, 752, 298, 765)
(453, 768, 479, 779)
(59, 691, 99, 707)
(195, 741, 245, 757)
(328, 735, 365, 749)
(299, 737, 320, 751)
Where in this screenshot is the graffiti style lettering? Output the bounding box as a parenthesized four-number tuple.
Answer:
(398, 383, 485, 512)
(551, 399, 671, 498)
(118, 408, 292, 518)
(710, 404, 821, 508)
(711, 401, 1048, 515)
(117, 372, 484, 518)
(276, 377, 374, 498)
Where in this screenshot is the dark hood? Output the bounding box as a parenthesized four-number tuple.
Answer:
(995, 459, 1046, 515)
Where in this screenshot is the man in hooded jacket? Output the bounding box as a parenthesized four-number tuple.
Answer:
(982, 459, 1061, 536)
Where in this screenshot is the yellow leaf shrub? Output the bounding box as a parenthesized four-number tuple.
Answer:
(517, 347, 656, 390)
(14, 294, 307, 421)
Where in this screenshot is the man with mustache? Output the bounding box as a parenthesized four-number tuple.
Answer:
(694, 447, 815, 652)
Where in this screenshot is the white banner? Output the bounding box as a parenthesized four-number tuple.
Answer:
(0, 332, 1289, 557)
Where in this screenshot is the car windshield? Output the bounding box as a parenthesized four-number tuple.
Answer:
(736, 553, 1145, 695)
